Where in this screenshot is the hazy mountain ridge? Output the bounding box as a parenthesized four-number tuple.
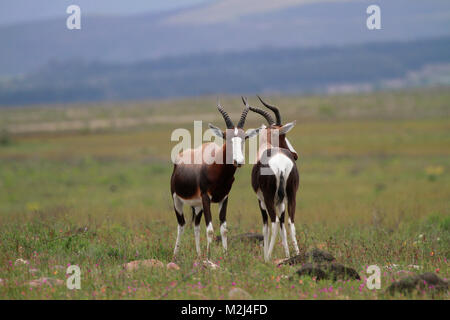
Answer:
(1, 37, 449, 106)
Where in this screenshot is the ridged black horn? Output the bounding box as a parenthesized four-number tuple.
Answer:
(237, 97, 250, 128)
(249, 106, 276, 126)
(257, 95, 281, 125)
(217, 100, 234, 129)
(242, 96, 276, 126)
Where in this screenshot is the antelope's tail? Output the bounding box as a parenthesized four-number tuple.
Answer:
(277, 173, 285, 204)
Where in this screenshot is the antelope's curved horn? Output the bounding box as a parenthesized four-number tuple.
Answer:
(237, 97, 250, 128)
(242, 96, 275, 126)
(217, 100, 234, 129)
(257, 95, 281, 125)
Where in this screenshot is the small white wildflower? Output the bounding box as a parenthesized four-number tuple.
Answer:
(14, 258, 30, 266)
(407, 264, 421, 270)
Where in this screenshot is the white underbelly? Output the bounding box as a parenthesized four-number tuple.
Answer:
(178, 195, 203, 208)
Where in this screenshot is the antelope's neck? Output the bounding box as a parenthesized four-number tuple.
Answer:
(257, 141, 274, 161)
(211, 143, 237, 179)
(220, 143, 237, 170)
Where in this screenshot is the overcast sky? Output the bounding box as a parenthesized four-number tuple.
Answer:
(0, 0, 211, 25)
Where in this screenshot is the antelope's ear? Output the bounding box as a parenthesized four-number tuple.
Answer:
(278, 121, 296, 135)
(285, 138, 299, 161)
(245, 125, 265, 140)
(208, 123, 224, 138)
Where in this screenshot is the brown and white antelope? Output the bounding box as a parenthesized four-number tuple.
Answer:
(244, 96, 300, 262)
(170, 101, 262, 259)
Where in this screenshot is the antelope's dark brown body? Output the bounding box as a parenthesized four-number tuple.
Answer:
(171, 101, 252, 259)
(245, 96, 301, 262)
(170, 152, 237, 204)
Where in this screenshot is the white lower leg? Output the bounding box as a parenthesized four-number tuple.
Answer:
(172, 193, 185, 257)
(220, 222, 227, 252)
(266, 221, 278, 262)
(206, 222, 214, 256)
(194, 224, 201, 256)
(288, 218, 300, 255)
(262, 223, 269, 260)
(173, 224, 185, 257)
(279, 222, 290, 258)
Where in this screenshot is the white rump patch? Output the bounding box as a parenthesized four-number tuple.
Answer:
(268, 153, 293, 178)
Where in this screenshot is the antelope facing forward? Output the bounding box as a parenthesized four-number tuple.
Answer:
(171, 101, 262, 259)
(244, 96, 300, 262)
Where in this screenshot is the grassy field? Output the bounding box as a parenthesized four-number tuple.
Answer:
(0, 88, 449, 299)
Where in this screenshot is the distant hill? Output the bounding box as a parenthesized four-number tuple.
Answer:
(0, 0, 449, 76)
(1, 37, 449, 106)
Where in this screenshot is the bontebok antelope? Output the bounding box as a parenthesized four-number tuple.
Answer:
(244, 96, 300, 262)
(171, 101, 262, 259)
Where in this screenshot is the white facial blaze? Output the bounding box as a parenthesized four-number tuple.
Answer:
(231, 137, 244, 164)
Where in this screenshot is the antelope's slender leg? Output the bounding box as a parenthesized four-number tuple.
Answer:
(287, 218, 299, 255)
(193, 207, 203, 257)
(201, 193, 214, 258)
(218, 196, 228, 252)
(258, 199, 269, 260)
(278, 205, 290, 258)
(265, 198, 278, 262)
(172, 193, 185, 258)
(287, 193, 300, 255)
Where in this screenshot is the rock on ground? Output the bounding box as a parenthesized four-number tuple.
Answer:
(387, 272, 448, 295)
(294, 262, 360, 281)
(28, 277, 64, 287)
(201, 260, 220, 270)
(166, 262, 180, 270)
(123, 259, 164, 271)
(228, 287, 252, 300)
